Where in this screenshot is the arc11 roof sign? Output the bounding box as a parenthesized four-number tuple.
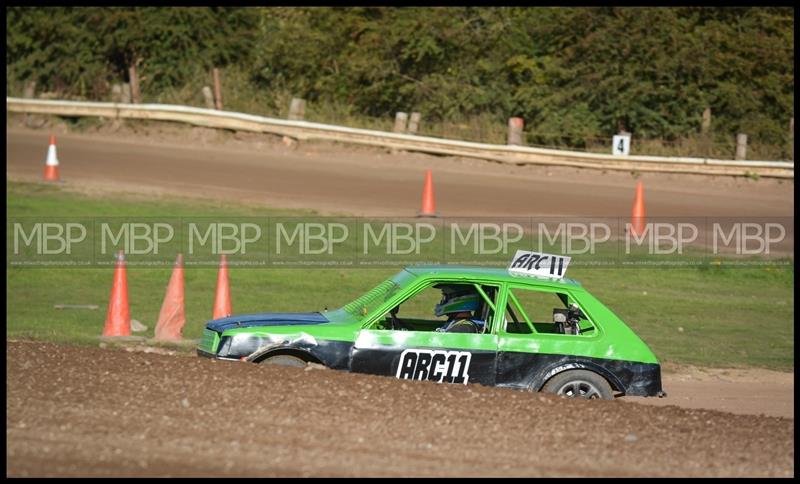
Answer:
(507, 250, 571, 279)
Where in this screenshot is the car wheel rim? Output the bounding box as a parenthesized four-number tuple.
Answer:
(557, 380, 602, 399)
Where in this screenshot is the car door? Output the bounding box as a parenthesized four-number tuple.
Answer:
(349, 280, 500, 386)
(495, 284, 600, 389)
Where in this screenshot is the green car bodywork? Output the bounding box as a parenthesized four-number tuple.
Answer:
(198, 266, 664, 398)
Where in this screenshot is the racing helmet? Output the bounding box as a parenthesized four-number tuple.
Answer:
(434, 288, 480, 317)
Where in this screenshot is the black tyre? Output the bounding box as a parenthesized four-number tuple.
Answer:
(541, 370, 614, 400)
(258, 354, 308, 368)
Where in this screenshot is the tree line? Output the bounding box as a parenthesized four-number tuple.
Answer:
(6, 7, 794, 152)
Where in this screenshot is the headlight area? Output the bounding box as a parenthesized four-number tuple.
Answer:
(204, 333, 281, 361)
(216, 336, 233, 357)
(197, 333, 234, 359)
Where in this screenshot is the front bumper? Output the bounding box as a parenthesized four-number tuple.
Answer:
(197, 348, 216, 359)
(196, 348, 242, 361)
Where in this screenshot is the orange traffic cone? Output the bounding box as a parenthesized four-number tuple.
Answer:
(154, 254, 186, 341)
(43, 135, 60, 182)
(102, 250, 131, 337)
(418, 169, 437, 217)
(630, 181, 646, 237)
(212, 254, 232, 319)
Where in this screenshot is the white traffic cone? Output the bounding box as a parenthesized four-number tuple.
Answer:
(43, 135, 60, 182)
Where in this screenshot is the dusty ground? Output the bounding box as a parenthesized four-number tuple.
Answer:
(5, 341, 794, 477)
(6, 121, 794, 220)
(7, 120, 794, 256)
(629, 363, 794, 419)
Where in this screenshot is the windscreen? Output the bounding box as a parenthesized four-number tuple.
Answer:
(339, 270, 413, 318)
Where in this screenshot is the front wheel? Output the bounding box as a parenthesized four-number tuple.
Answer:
(541, 370, 613, 400)
(258, 354, 308, 368)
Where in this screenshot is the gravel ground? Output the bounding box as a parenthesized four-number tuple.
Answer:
(6, 340, 794, 477)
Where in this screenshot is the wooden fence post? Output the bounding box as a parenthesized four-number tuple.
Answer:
(202, 86, 215, 109)
(22, 80, 37, 127)
(212, 68, 223, 110)
(700, 107, 713, 157)
(128, 65, 141, 104)
(408, 112, 421, 134)
(23, 80, 36, 99)
(111, 84, 122, 103)
(507, 117, 524, 145)
(394, 112, 408, 133)
(121, 83, 132, 104)
(735, 133, 748, 161)
(108, 84, 123, 131)
(288, 98, 306, 120)
(701, 107, 711, 134)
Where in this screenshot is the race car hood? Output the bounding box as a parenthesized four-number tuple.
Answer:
(207, 312, 330, 333)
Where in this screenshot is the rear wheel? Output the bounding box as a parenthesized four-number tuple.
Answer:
(541, 370, 613, 400)
(258, 354, 308, 368)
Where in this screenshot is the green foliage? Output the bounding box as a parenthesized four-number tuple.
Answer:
(6, 7, 794, 152)
(7, 6, 259, 98)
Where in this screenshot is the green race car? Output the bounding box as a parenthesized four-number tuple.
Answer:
(198, 257, 665, 400)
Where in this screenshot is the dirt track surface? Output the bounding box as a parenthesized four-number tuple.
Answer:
(630, 364, 794, 419)
(6, 125, 794, 220)
(6, 341, 794, 477)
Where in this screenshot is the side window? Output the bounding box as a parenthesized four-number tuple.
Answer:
(389, 285, 443, 323)
(504, 303, 533, 334)
(505, 287, 595, 336)
(376, 282, 499, 333)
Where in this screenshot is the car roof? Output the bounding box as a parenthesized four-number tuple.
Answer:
(403, 265, 582, 288)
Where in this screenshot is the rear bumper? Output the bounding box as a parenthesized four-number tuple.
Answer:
(622, 362, 664, 397)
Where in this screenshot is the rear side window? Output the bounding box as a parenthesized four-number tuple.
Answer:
(504, 287, 596, 336)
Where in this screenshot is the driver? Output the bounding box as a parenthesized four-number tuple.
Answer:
(434, 287, 485, 333)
